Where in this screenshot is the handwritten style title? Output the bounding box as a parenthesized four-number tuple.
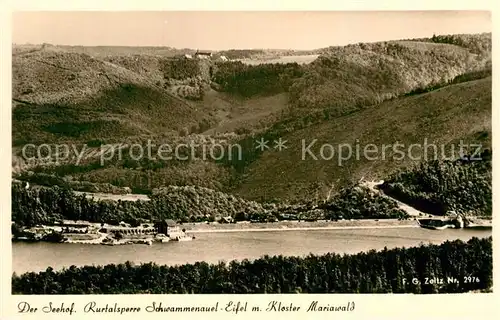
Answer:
(18, 300, 356, 315)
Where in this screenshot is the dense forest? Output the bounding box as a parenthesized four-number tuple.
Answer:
(160, 58, 201, 80)
(11, 183, 264, 227)
(380, 154, 492, 216)
(213, 61, 304, 97)
(11, 182, 407, 228)
(12, 237, 492, 294)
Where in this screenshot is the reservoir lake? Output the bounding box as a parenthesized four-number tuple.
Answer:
(12, 227, 491, 274)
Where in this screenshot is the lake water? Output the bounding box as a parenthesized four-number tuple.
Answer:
(12, 227, 491, 274)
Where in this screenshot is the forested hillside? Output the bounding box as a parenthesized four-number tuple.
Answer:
(232, 77, 491, 201)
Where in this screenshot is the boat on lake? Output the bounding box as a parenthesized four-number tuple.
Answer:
(417, 218, 455, 230)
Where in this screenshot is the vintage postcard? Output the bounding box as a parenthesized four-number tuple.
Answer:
(1, 1, 497, 319)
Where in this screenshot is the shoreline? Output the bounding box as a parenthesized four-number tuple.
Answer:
(13, 219, 420, 244)
(183, 219, 419, 233)
(14, 218, 491, 244)
(187, 224, 419, 233)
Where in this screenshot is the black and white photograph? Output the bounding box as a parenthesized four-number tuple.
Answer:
(6, 7, 494, 307)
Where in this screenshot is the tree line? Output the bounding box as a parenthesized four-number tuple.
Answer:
(429, 33, 491, 55)
(12, 237, 492, 294)
(404, 68, 492, 97)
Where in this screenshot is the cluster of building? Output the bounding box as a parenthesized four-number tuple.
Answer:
(15, 219, 190, 242)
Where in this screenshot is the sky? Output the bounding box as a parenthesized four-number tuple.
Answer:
(12, 11, 491, 50)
